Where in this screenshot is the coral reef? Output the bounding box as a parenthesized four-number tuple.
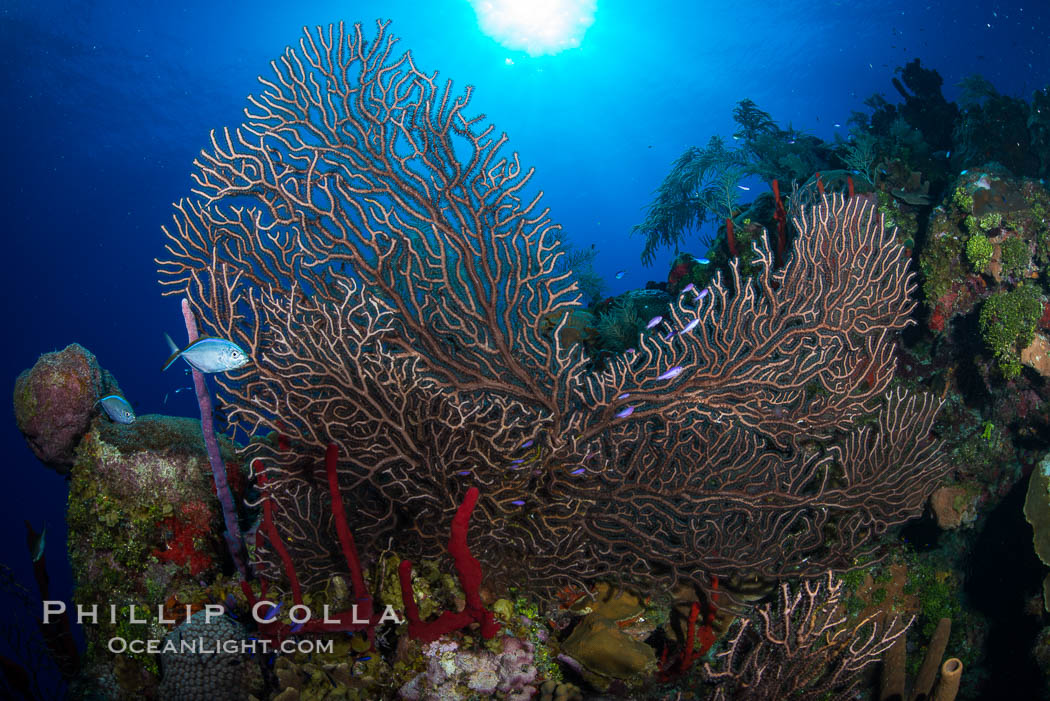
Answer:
(21, 23, 1050, 701)
(920, 169, 1050, 378)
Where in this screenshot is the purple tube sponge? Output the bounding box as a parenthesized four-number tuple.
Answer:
(181, 298, 247, 578)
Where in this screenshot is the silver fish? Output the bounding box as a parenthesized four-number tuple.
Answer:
(163, 334, 250, 373)
(98, 394, 135, 424)
(27, 523, 46, 562)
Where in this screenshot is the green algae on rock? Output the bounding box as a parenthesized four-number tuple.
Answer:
(67, 413, 246, 689)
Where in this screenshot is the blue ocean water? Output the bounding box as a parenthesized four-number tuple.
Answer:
(1, 0, 1048, 695)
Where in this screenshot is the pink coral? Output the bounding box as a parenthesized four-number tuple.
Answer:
(399, 636, 540, 700)
(13, 343, 107, 472)
(497, 636, 538, 696)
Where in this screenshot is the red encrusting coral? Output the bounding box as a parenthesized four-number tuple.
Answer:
(668, 259, 692, 290)
(153, 501, 215, 576)
(1039, 300, 1050, 331)
(929, 304, 948, 333)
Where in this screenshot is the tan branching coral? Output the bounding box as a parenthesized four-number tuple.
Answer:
(157, 20, 948, 598)
(705, 573, 910, 701)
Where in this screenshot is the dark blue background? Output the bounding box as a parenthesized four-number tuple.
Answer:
(1, 0, 1046, 648)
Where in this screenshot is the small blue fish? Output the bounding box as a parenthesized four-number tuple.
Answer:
(358, 656, 372, 662)
(570, 467, 586, 475)
(664, 330, 676, 341)
(615, 270, 626, 279)
(520, 439, 533, 449)
(163, 334, 250, 373)
(657, 366, 684, 381)
(960, 169, 969, 175)
(618, 393, 630, 400)
(697, 289, 709, 300)
(737, 185, 750, 191)
(510, 458, 525, 464)
(646, 316, 663, 329)
(833, 123, 841, 127)
(698, 258, 710, 265)
(615, 406, 635, 419)
(26, 522, 46, 562)
(98, 395, 136, 424)
(457, 470, 471, 476)
(682, 318, 700, 333)
(260, 602, 282, 622)
(625, 348, 636, 355)
(511, 500, 526, 506)
(681, 283, 696, 294)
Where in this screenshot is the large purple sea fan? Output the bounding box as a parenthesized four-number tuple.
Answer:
(157, 20, 947, 597)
